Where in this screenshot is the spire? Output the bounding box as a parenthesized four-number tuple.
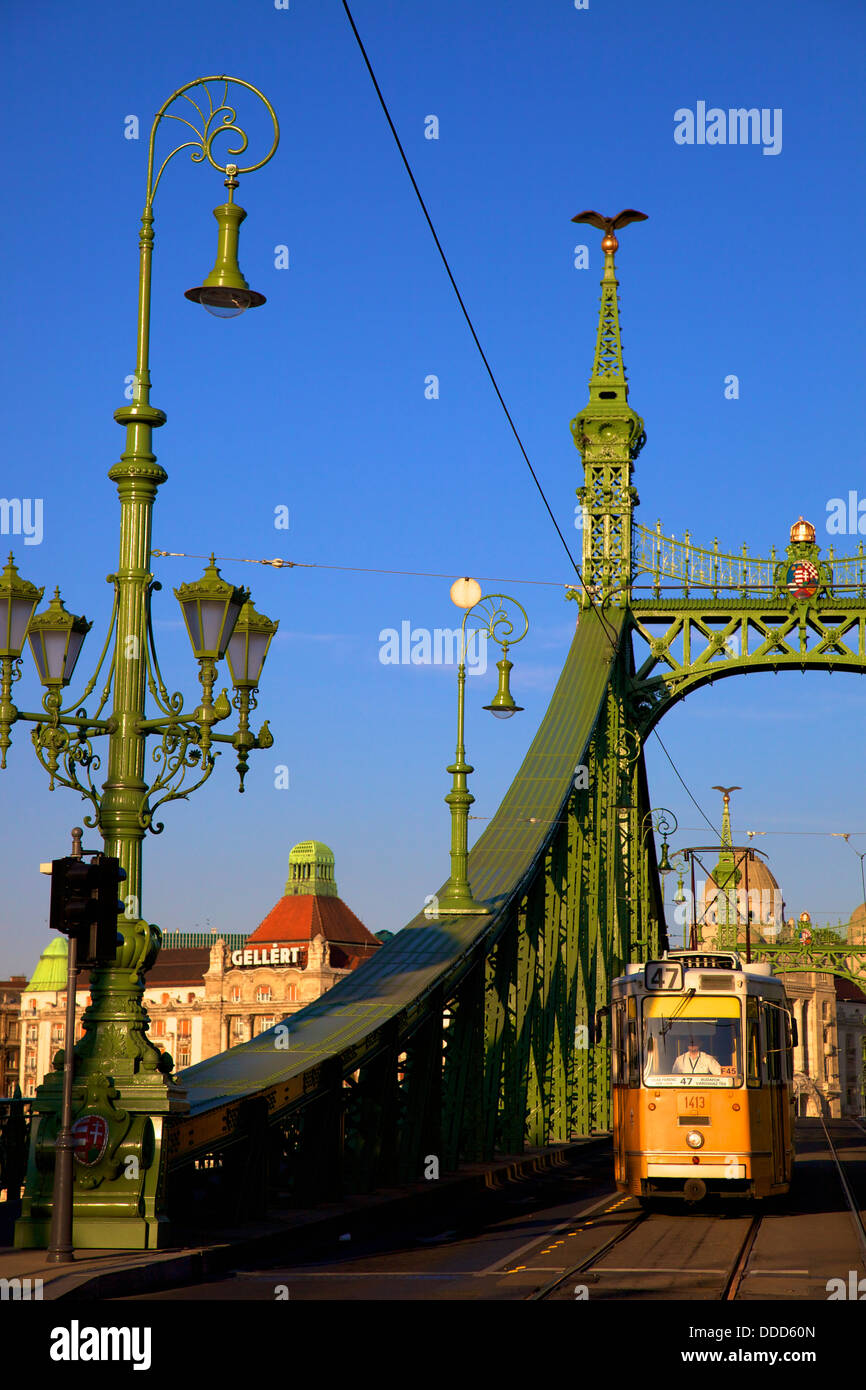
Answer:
(710, 785, 742, 946)
(573, 210, 646, 410)
(570, 210, 648, 607)
(590, 234, 628, 398)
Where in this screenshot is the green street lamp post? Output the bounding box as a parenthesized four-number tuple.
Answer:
(657, 843, 689, 948)
(4, 77, 280, 1251)
(437, 582, 529, 916)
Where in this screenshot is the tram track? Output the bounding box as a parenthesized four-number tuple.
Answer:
(818, 1115, 866, 1263)
(531, 1119, 866, 1302)
(525, 1210, 650, 1300)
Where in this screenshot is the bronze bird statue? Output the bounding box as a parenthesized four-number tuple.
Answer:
(572, 209, 648, 252)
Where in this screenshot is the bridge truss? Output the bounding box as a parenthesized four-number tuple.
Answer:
(163, 223, 866, 1224)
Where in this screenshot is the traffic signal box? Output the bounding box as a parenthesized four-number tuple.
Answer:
(49, 856, 126, 966)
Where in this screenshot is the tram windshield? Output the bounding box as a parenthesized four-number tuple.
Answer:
(642, 995, 742, 1087)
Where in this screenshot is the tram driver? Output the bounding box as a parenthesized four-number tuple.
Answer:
(672, 1037, 722, 1076)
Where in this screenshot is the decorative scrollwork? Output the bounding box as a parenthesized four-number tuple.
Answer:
(30, 720, 102, 820)
(138, 725, 218, 834)
(461, 594, 530, 660)
(147, 76, 280, 206)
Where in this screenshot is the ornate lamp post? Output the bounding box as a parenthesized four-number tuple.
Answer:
(636, 807, 678, 954)
(657, 841, 689, 948)
(5, 77, 280, 1251)
(641, 807, 678, 875)
(437, 581, 529, 916)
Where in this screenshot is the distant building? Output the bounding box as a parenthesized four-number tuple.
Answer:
(692, 788, 866, 1119)
(17, 839, 380, 1091)
(0, 975, 27, 1096)
(201, 839, 380, 1055)
(697, 790, 782, 949)
(18, 939, 87, 1096)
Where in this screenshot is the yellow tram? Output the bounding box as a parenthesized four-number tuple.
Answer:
(610, 949, 795, 1202)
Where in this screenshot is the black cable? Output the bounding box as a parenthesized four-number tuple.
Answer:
(652, 730, 719, 837)
(340, 1, 621, 653)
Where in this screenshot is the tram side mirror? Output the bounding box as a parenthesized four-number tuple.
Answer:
(593, 1005, 610, 1044)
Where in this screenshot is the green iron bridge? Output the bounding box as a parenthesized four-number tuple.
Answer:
(160, 218, 866, 1223)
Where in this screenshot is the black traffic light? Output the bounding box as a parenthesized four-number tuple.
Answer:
(49, 855, 126, 966)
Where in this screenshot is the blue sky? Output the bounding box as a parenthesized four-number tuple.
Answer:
(2, 0, 864, 975)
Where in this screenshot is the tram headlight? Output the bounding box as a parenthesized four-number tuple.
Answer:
(686, 1131, 704, 1149)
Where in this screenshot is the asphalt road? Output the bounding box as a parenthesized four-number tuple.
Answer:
(114, 1120, 866, 1302)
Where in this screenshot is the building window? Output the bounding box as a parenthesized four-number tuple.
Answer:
(152, 1018, 165, 1037)
(232, 1018, 245, 1037)
(177, 1018, 191, 1037)
(161, 993, 170, 1005)
(187, 993, 196, 1004)
(256, 986, 272, 1003)
(177, 1045, 191, 1068)
(286, 983, 297, 1003)
(26, 1023, 39, 1042)
(257, 1017, 276, 1034)
(231, 987, 241, 1003)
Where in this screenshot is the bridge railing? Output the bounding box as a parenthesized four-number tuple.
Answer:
(632, 521, 866, 600)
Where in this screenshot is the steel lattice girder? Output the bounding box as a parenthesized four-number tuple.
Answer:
(628, 599, 866, 734)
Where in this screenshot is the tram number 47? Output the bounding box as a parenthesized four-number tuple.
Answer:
(645, 962, 683, 990)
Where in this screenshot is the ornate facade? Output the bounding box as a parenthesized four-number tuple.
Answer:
(17, 840, 380, 1092)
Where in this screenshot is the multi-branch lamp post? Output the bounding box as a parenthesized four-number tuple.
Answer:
(437, 581, 529, 916)
(2, 77, 280, 1251)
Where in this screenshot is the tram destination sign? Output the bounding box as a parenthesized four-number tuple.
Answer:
(644, 962, 683, 990)
(657, 1075, 734, 1088)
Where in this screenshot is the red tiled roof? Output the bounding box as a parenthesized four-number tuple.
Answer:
(145, 948, 211, 985)
(247, 894, 380, 952)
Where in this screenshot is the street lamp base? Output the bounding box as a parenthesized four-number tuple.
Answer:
(436, 893, 492, 916)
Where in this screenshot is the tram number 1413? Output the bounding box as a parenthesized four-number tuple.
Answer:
(644, 962, 684, 991)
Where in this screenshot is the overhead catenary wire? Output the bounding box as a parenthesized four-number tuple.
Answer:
(652, 729, 720, 838)
(151, 546, 720, 841)
(151, 550, 578, 589)
(339, 0, 622, 653)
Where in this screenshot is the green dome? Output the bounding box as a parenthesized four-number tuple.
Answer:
(26, 935, 69, 992)
(285, 839, 338, 897)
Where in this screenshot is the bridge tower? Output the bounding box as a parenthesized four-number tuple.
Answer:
(571, 212, 647, 607)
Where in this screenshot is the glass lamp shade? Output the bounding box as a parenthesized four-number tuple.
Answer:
(26, 588, 91, 685)
(450, 576, 482, 610)
(184, 201, 266, 317)
(173, 556, 248, 661)
(226, 600, 279, 688)
(658, 840, 672, 874)
(0, 553, 43, 659)
(483, 656, 523, 719)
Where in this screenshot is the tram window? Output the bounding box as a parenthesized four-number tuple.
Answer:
(642, 996, 743, 1086)
(612, 1002, 627, 1085)
(746, 997, 760, 1088)
(627, 996, 640, 1088)
(763, 1005, 783, 1083)
(783, 1011, 795, 1080)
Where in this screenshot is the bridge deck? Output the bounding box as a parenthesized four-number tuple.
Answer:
(169, 608, 621, 1155)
